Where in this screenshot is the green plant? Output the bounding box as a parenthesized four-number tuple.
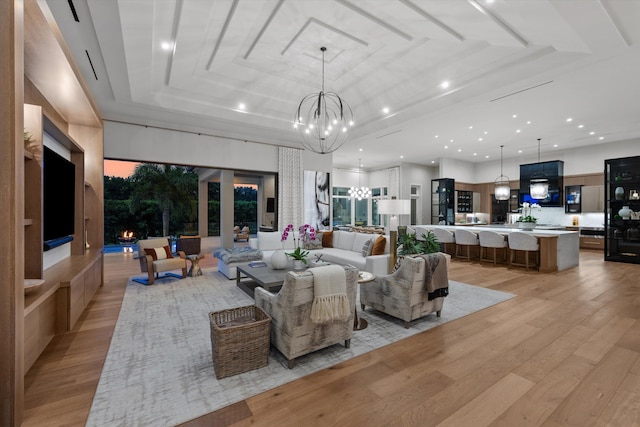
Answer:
(286, 246, 310, 263)
(24, 129, 34, 142)
(398, 231, 440, 256)
(516, 202, 541, 223)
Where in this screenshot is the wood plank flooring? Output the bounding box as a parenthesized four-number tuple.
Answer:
(22, 249, 640, 427)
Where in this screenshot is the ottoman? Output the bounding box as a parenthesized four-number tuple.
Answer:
(214, 247, 263, 279)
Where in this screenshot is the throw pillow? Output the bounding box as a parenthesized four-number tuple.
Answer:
(371, 235, 386, 255)
(144, 246, 173, 261)
(361, 239, 373, 257)
(304, 233, 324, 250)
(322, 231, 334, 248)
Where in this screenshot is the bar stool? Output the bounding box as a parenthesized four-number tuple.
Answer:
(454, 229, 479, 261)
(430, 227, 456, 257)
(508, 232, 540, 271)
(478, 231, 508, 265)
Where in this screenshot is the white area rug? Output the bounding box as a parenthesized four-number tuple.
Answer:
(87, 269, 514, 426)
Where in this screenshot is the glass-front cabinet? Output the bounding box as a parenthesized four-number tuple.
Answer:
(431, 178, 455, 225)
(605, 156, 640, 264)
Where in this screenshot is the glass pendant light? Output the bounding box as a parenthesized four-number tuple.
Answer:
(348, 159, 371, 200)
(529, 138, 549, 199)
(494, 145, 510, 201)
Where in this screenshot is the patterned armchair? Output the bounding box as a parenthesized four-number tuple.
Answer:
(254, 265, 358, 368)
(136, 238, 187, 285)
(360, 253, 449, 328)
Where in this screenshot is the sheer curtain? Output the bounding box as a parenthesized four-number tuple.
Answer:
(278, 147, 303, 229)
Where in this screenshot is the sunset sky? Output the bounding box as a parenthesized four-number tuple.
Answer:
(104, 159, 140, 178)
(103, 160, 257, 189)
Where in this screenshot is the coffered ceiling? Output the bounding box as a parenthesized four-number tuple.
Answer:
(45, 0, 640, 170)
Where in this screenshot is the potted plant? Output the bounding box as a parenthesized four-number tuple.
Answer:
(516, 202, 541, 230)
(397, 231, 440, 256)
(280, 224, 315, 269)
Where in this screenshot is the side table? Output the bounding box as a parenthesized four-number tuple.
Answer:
(187, 254, 204, 277)
(354, 271, 375, 330)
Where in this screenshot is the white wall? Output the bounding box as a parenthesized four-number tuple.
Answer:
(439, 158, 476, 182)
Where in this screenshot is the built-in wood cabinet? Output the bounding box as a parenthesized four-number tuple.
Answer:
(582, 185, 604, 212)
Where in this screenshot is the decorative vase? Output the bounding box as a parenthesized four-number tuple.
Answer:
(293, 260, 306, 271)
(618, 205, 632, 220)
(270, 249, 288, 270)
(518, 222, 536, 230)
(615, 187, 625, 200)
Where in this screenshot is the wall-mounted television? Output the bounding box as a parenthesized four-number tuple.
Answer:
(43, 146, 75, 250)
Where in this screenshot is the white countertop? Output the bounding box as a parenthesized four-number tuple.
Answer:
(424, 224, 578, 236)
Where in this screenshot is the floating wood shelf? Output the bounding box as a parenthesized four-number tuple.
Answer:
(24, 219, 34, 226)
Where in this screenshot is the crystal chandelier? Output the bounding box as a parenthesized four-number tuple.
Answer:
(529, 138, 549, 199)
(348, 159, 371, 200)
(293, 47, 354, 154)
(494, 145, 510, 201)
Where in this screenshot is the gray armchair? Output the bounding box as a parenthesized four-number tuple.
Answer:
(360, 253, 449, 328)
(254, 265, 358, 368)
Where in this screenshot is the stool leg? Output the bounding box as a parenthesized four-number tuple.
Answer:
(525, 251, 529, 271)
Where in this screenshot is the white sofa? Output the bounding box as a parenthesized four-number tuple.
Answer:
(249, 230, 391, 275)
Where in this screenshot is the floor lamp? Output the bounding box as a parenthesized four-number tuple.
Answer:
(377, 199, 411, 273)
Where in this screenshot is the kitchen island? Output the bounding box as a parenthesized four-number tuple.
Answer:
(420, 225, 579, 273)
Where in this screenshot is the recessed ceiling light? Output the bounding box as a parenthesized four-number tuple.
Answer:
(512, 114, 517, 118)
(441, 81, 450, 89)
(382, 107, 389, 114)
(238, 103, 245, 110)
(485, 155, 490, 158)
(450, 139, 454, 143)
(161, 41, 173, 51)
(590, 131, 595, 135)
(473, 153, 477, 156)
(444, 145, 448, 149)
(599, 136, 604, 140)
(516, 129, 521, 133)
(359, 148, 363, 152)
(469, 126, 473, 130)
(578, 124, 584, 128)
(457, 148, 462, 152)
(478, 138, 483, 141)
(435, 135, 439, 138)
(526, 121, 531, 125)
(484, 131, 488, 135)
(518, 150, 522, 153)
(431, 160, 435, 164)
(566, 118, 573, 122)
(553, 144, 558, 147)
(400, 155, 404, 159)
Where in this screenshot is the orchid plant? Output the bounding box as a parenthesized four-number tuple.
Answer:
(281, 224, 316, 263)
(517, 202, 541, 223)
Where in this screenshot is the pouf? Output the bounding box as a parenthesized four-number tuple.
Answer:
(214, 247, 263, 279)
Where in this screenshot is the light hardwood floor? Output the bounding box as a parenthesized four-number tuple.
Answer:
(23, 249, 640, 426)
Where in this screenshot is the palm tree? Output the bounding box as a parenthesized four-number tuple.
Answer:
(129, 163, 197, 237)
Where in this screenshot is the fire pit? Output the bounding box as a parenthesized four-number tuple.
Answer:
(118, 230, 136, 244)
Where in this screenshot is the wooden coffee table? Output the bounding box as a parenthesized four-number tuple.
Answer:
(236, 263, 290, 298)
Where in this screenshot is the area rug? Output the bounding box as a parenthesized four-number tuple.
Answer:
(86, 269, 514, 427)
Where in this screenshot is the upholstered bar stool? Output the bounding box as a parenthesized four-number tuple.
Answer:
(430, 227, 456, 257)
(478, 231, 508, 265)
(453, 229, 479, 261)
(508, 232, 540, 271)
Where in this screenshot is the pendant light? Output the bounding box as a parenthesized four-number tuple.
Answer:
(494, 145, 510, 200)
(293, 47, 354, 154)
(348, 159, 371, 200)
(529, 138, 549, 199)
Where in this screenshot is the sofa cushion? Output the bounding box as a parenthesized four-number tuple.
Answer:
(144, 246, 172, 260)
(351, 233, 373, 253)
(334, 231, 356, 251)
(361, 239, 373, 257)
(322, 231, 333, 248)
(304, 233, 323, 250)
(319, 248, 366, 270)
(256, 231, 296, 251)
(371, 235, 387, 255)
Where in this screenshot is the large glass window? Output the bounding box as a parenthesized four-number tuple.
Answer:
(354, 199, 368, 226)
(332, 188, 351, 226)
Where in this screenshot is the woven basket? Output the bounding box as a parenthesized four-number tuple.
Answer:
(209, 305, 270, 379)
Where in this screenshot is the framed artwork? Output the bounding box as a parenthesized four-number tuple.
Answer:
(304, 171, 330, 230)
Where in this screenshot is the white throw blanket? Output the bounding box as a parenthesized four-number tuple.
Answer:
(309, 265, 351, 324)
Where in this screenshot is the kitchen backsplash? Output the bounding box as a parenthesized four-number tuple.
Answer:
(508, 207, 604, 228)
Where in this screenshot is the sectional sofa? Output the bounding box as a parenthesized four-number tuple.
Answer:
(249, 230, 391, 276)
